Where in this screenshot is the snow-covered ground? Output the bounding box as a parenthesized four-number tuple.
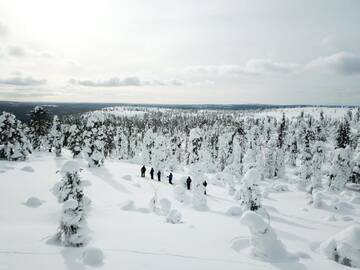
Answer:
(1, 151, 359, 270)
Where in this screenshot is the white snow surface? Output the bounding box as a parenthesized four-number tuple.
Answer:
(0, 151, 359, 270)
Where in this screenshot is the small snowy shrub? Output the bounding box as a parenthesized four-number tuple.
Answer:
(240, 211, 293, 262)
(226, 206, 243, 216)
(320, 225, 360, 268)
(166, 209, 182, 224)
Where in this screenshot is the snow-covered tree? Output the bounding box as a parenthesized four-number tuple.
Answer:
(83, 114, 105, 167)
(29, 106, 51, 150)
(299, 129, 313, 187)
(49, 115, 63, 157)
(350, 152, 360, 184)
(238, 168, 262, 211)
(188, 127, 203, 165)
(52, 161, 90, 247)
(328, 147, 352, 191)
(336, 119, 351, 149)
(263, 137, 276, 179)
(0, 112, 31, 161)
(311, 142, 324, 189)
(67, 124, 83, 158)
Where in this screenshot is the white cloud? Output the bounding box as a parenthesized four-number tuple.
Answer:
(7, 45, 27, 57)
(244, 59, 298, 74)
(0, 22, 7, 37)
(0, 76, 47, 86)
(185, 59, 298, 76)
(307, 51, 360, 75)
(69, 77, 185, 87)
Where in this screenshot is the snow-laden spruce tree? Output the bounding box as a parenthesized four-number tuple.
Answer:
(336, 119, 351, 149)
(263, 137, 276, 179)
(0, 112, 31, 161)
(328, 147, 352, 191)
(52, 161, 91, 247)
(190, 165, 208, 210)
(238, 168, 262, 211)
(188, 127, 203, 165)
(243, 146, 257, 175)
(67, 124, 83, 158)
(141, 128, 155, 165)
(288, 135, 298, 167)
(299, 129, 313, 187)
(350, 152, 360, 184)
(274, 148, 285, 179)
(311, 142, 325, 189)
(49, 115, 63, 157)
(29, 106, 51, 151)
(83, 114, 106, 167)
(224, 133, 244, 179)
(152, 133, 168, 171)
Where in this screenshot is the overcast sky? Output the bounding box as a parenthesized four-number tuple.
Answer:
(0, 0, 360, 105)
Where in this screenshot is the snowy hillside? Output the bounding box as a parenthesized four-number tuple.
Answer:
(0, 150, 359, 270)
(1, 105, 360, 270)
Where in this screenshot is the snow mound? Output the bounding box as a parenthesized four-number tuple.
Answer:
(320, 225, 360, 268)
(174, 185, 186, 203)
(312, 191, 323, 208)
(59, 161, 81, 176)
(159, 198, 172, 215)
(166, 209, 182, 224)
(240, 211, 295, 262)
(333, 201, 354, 213)
(119, 200, 135, 211)
(226, 206, 243, 216)
(269, 184, 289, 193)
(350, 196, 360, 204)
(82, 247, 105, 267)
(24, 197, 43, 208)
(324, 214, 337, 222)
(122, 174, 132, 181)
(21, 166, 34, 173)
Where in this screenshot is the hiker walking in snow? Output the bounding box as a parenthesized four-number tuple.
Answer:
(157, 170, 161, 182)
(168, 173, 173, 185)
(150, 168, 154, 180)
(141, 165, 146, 178)
(203, 180, 208, 195)
(186, 176, 192, 190)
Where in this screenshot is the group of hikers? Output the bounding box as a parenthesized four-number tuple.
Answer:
(140, 165, 208, 194)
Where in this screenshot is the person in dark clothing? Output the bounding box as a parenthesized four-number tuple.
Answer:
(150, 168, 154, 180)
(168, 173, 173, 185)
(141, 165, 146, 177)
(203, 180, 208, 195)
(157, 170, 161, 182)
(186, 176, 192, 190)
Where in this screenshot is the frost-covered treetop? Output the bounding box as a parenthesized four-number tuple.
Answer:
(59, 161, 81, 176)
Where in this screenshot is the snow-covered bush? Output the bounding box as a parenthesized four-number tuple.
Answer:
(226, 206, 243, 216)
(240, 211, 293, 262)
(0, 112, 31, 161)
(320, 225, 360, 268)
(166, 209, 182, 224)
(52, 161, 91, 247)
